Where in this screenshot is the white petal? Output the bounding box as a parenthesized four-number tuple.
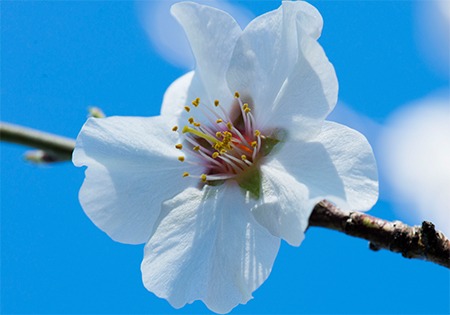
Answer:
(171, 2, 242, 106)
(160, 69, 219, 131)
(283, 1, 323, 40)
(73, 116, 202, 244)
(226, 1, 329, 139)
(271, 121, 378, 212)
(160, 71, 195, 117)
(253, 163, 313, 246)
(266, 20, 338, 140)
(141, 184, 280, 314)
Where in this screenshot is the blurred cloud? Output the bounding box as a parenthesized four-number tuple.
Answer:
(378, 92, 450, 235)
(415, 0, 450, 79)
(135, 0, 254, 70)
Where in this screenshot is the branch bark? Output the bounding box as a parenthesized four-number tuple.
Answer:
(310, 201, 450, 268)
(1, 121, 449, 268)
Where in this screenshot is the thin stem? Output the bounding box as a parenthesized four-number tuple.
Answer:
(1, 121, 449, 268)
(0, 122, 75, 161)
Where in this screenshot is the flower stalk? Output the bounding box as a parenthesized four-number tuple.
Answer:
(2, 121, 449, 268)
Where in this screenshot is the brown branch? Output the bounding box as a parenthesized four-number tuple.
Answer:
(2, 121, 449, 268)
(309, 200, 450, 268)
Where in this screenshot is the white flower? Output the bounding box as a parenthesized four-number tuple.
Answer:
(73, 1, 378, 313)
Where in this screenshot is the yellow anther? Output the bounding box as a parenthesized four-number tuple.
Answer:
(220, 149, 227, 154)
(212, 152, 219, 159)
(172, 126, 178, 132)
(243, 103, 249, 109)
(216, 118, 223, 124)
(234, 91, 240, 98)
(184, 106, 191, 112)
(216, 131, 222, 138)
(201, 174, 207, 182)
(214, 100, 219, 107)
(241, 155, 247, 160)
(251, 141, 257, 147)
(244, 108, 251, 114)
(178, 156, 185, 162)
(188, 117, 194, 124)
(182, 172, 190, 177)
(254, 130, 261, 136)
(193, 122, 201, 127)
(193, 145, 200, 151)
(175, 144, 183, 150)
(226, 122, 233, 130)
(191, 98, 200, 107)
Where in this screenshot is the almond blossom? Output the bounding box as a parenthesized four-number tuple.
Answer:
(73, 1, 378, 313)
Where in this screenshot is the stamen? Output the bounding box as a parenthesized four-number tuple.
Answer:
(205, 173, 235, 181)
(223, 153, 247, 168)
(192, 97, 200, 107)
(176, 93, 270, 185)
(218, 154, 245, 173)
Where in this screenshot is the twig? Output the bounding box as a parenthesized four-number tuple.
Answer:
(310, 200, 450, 268)
(1, 121, 449, 268)
(0, 122, 75, 162)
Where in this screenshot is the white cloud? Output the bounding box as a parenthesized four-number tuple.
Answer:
(135, 0, 254, 69)
(414, 0, 450, 79)
(378, 93, 450, 235)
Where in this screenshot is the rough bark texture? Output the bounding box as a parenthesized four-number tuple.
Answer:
(309, 200, 450, 268)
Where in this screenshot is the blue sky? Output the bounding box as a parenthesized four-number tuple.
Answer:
(1, 1, 449, 314)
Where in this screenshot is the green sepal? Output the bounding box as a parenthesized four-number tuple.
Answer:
(238, 167, 261, 199)
(261, 129, 286, 156)
(261, 137, 280, 156)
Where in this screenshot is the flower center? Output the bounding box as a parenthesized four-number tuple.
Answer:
(173, 92, 269, 189)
